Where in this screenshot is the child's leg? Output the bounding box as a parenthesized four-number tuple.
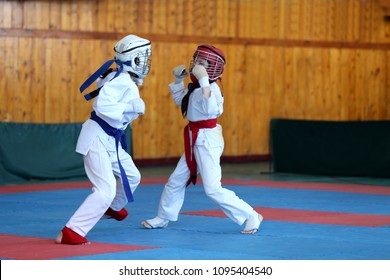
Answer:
(196, 145, 261, 231)
(141, 154, 189, 229)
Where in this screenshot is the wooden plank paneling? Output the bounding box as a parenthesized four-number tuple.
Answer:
(0, 0, 389, 160)
(15, 38, 33, 122)
(3, 37, 18, 122)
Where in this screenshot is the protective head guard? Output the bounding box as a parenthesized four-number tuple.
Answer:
(114, 35, 152, 79)
(190, 45, 226, 81)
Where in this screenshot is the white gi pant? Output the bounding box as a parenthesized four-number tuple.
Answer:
(157, 125, 254, 225)
(66, 136, 140, 237)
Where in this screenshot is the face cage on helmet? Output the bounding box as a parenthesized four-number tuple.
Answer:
(190, 50, 225, 80)
(130, 48, 152, 78)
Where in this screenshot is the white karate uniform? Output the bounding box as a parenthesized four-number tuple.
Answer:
(65, 72, 142, 237)
(156, 81, 254, 225)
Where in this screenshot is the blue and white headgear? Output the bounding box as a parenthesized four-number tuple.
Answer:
(114, 35, 152, 79)
(80, 34, 152, 100)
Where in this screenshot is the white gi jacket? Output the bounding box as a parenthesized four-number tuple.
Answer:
(76, 72, 142, 155)
(169, 81, 224, 149)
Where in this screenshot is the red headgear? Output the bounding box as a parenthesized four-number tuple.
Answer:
(190, 45, 226, 83)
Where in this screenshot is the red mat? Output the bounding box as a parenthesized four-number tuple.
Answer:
(1, 178, 389, 195)
(0, 234, 159, 260)
(0, 178, 168, 194)
(0, 181, 92, 194)
(182, 206, 390, 227)
(221, 179, 390, 195)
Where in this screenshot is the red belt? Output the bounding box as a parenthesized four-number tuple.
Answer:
(184, 118, 217, 186)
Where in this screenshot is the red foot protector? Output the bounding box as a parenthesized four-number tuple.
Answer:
(104, 208, 128, 221)
(61, 227, 88, 245)
(0, 233, 159, 260)
(182, 206, 390, 227)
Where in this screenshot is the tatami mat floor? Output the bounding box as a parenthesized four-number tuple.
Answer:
(1, 161, 389, 261)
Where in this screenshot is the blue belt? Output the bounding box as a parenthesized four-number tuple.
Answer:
(90, 111, 134, 202)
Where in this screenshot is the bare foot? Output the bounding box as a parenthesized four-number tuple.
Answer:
(55, 232, 63, 244)
(241, 213, 263, 234)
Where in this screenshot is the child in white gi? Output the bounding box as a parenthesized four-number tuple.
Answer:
(56, 34, 152, 244)
(141, 45, 262, 234)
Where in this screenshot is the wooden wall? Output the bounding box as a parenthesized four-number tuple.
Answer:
(0, 0, 389, 161)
